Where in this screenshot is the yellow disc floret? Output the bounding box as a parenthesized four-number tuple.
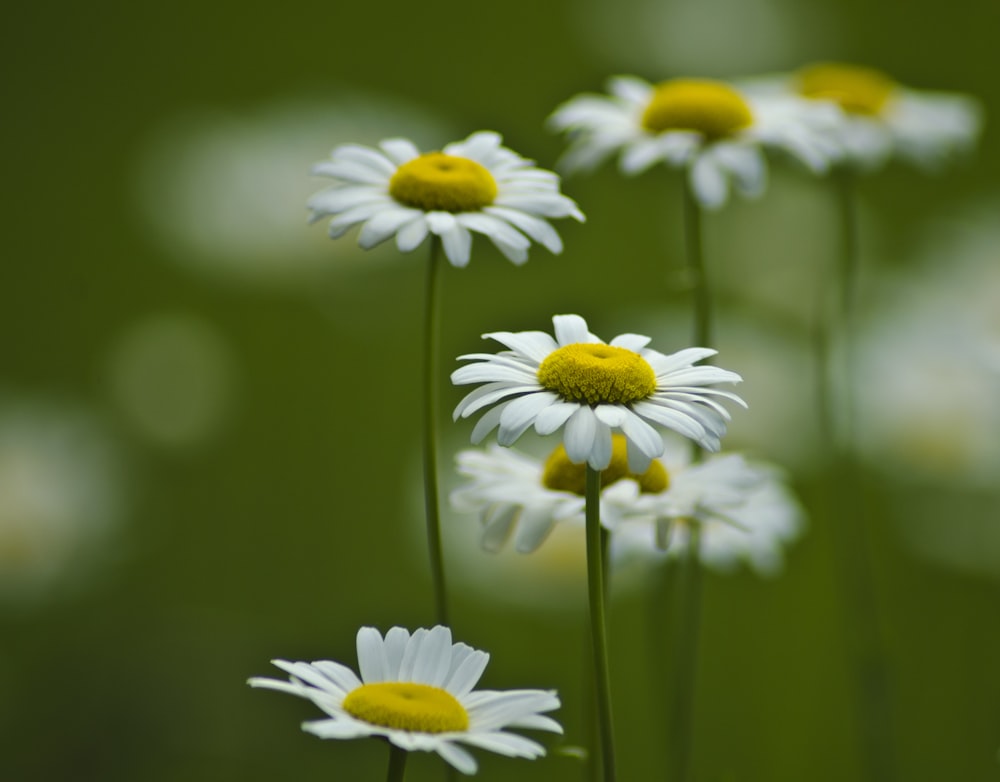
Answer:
(388, 152, 498, 212)
(797, 62, 896, 116)
(642, 79, 754, 140)
(537, 343, 657, 405)
(342, 682, 469, 734)
(542, 435, 670, 495)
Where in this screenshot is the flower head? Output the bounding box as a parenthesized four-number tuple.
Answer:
(451, 435, 803, 575)
(249, 625, 561, 775)
(308, 131, 584, 267)
(451, 314, 745, 470)
(548, 76, 842, 208)
(750, 62, 982, 171)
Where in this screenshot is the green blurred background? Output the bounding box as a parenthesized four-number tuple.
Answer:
(2, 0, 999, 780)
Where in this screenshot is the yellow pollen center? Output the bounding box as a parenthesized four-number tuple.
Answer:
(388, 152, 498, 212)
(542, 435, 670, 494)
(641, 79, 754, 140)
(342, 682, 469, 734)
(796, 62, 896, 116)
(537, 343, 657, 405)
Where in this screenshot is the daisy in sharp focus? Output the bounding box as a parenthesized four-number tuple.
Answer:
(547, 75, 843, 209)
(249, 625, 561, 775)
(745, 62, 983, 171)
(451, 314, 745, 471)
(308, 131, 584, 267)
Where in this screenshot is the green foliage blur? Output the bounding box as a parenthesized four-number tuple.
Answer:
(1, 0, 998, 780)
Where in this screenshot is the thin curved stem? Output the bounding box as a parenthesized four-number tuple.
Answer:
(585, 466, 616, 782)
(386, 743, 408, 782)
(422, 236, 449, 627)
(821, 169, 896, 782)
(682, 177, 711, 351)
(666, 524, 703, 782)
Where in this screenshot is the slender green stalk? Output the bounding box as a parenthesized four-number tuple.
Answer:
(585, 466, 616, 782)
(660, 176, 712, 782)
(422, 236, 449, 627)
(819, 169, 896, 782)
(386, 743, 408, 782)
(666, 524, 703, 782)
(682, 178, 711, 350)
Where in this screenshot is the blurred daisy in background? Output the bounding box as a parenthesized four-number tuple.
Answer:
(855, 197, 1000, 488)
(308, 131, 584, 267)
(548, 76, 842, 208)
(452, 434, 804, 577)
(104, 312, 238, 450)
(744, 62, 983, 171)
(249, 625, 562, 775)
(452, 313, 745, 470)
(134, 90, 454, 286)
(0, 399, 125, 601)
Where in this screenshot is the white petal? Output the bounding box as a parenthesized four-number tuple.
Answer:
(564, 407, 597, 464)
(533, 401, 579, 435)
(483, 206, 565, 253)
(427, 212, 473, 267)
(446, 649, 490, 698)
(435, 741, 479, 775)
(396, 216, 430, 252)
(358, 207, 424, 249)
(690, 153, 729, 210)
(382, 627, 411, 679)
(553, 314, 595, 346)
(356, 627, 387, 683)
(481, 330, 559, 362)
(378, 138, 421, 164)
(498, 392, 560, 445)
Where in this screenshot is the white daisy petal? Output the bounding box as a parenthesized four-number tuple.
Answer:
(356, 626, 388, 683)
(358, 207, 425, 249)
(435, 741, 479, 775)
(564, 407, 598, 464)
(395, 215, 430, 252)
(690, 153, 730, 209)
(378, 138, 421, 164)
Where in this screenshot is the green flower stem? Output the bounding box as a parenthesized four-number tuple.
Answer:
(386, 743, 408, 782)
(585, 466, 616, 782)
(666, 524, 703, 782)
(682, 177, 711, 351)
(662, 176, 712, 782)
(821, 169, 896, 782)
(422, 236, 449, 627)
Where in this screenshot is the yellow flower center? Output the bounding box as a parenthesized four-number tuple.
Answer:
(542, 434, 670, 494)
(537, 343, 657, 405)
(342, 682, 469, 734)
(641, 79, 754, 140)
(796, 62, 896, 116)
(388, 152, 498, 212)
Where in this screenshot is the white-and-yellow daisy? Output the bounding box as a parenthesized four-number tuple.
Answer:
(308, 131, 584, 267)
(547, 75, 842, 209)
(249, 625, 561, 775)
(748, 62, 982, 171)
(450, 434, 803, 575)
(451, 314, 745, 470)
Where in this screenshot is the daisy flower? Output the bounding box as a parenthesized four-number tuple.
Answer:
(307, 131, 584, 267)
(249, 625, 561, 775)
(749, 62, 983, 171)
(450, 434, 802, 574)
(547, 75, 842, 209)
(451, 314, 745, 471)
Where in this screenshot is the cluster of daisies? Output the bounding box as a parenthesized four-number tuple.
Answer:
(249, 61, 980, 778)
